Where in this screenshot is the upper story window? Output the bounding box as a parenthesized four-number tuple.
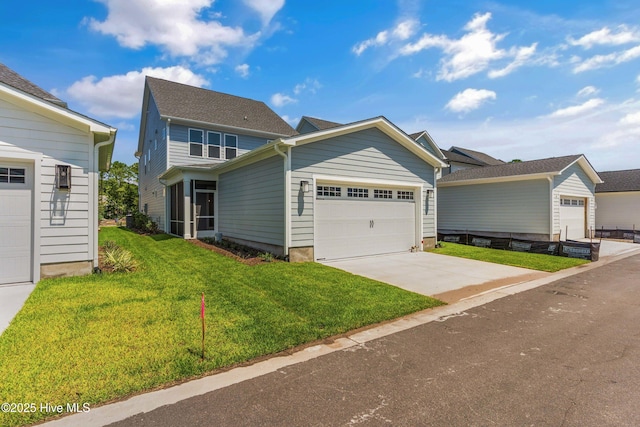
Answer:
(225, 134, 238, 160)
(207, 132, 221, 159)
(189, 129, 204, 157)
(0, 167, 25, 184)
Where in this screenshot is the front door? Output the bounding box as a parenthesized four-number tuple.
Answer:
(194, 190, 216, 238)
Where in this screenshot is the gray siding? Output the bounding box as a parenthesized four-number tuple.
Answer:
(296, 120, 319, 135)
(416, 135, 440, 159)
(553, 163, 596, 234)
(438, 179, 550, 235)
(595, 192, 640, 229)
(168, 124, 270, 167)
(218, 155, 285, 247)
(290, 128, 436, 247)
(138, 95, 167, 229)
(0, 97, 93, 265)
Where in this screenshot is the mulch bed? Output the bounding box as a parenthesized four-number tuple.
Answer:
(189, 239, 271, 266)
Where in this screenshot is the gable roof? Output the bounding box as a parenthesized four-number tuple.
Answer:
(441, 149, 486, 166)
(449, 146, 505, 166)
(596, 169, 640, 193)
(297, 116, 342, 133)
(0, 63, 67, 107)
(409, 130, 446, 160)
(145, 77, 296, 137)
(439, 154, 602, 186)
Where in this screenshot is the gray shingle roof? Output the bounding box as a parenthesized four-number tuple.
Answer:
(596, 169, 640, 193)
(438, 154, 583, 183)
(449, 146, 505, 166)
(0, 62, 67, 107)
(146, 77, 296, 137)
(441, 149, 487, 166)
(301, 116, 342, 131)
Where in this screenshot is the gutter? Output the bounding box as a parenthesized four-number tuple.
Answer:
(273, 143, 291, 258)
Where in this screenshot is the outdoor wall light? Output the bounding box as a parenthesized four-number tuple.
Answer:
(56, 164, 71, 190)
(426, 189, 434, 199)
(300, 180, 310, 193)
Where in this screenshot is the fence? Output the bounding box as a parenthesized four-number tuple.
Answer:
(438, 232, 600, 261)
(594, 228, 640, 244)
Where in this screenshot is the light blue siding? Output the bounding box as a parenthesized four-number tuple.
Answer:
(290, 128, 436, 247)
(438, 180, 550, 235)
(218, 155, 285, 249)
(296, 120, 319, 134)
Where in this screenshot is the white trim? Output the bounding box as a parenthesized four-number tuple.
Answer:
(438, 172, 557, 187)
(548, 176, 554, 241)
(558, 155, 603, 185)
(414, 131, 446, 160)
(313, 174, 422, 189)
(0, 147, 42, 283)
(273, 144, 290, 256)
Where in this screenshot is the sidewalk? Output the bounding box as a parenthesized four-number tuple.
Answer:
(39, 244, 640, 427)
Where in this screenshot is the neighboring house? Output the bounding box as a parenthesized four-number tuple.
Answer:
(0, 63, 116, 284)
(438, 155, 603, 241)
(137, 81, 447, 261)
(595, 169, 640, 230)
(439, 146, 505, 176)
(296, 116, 342, 134)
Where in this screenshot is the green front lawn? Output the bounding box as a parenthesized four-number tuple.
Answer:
(430, 242, 589, 272)
(0, 228, 442, 427)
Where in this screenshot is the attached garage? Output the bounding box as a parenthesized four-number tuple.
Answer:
(0, 163, 32, 284)
(314, 184, 418, 260)
(559, 197, 586, 240)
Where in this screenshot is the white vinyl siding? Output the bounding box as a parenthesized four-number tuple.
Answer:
(595, 192, 640, 230)
(0, 97, 94, 267)
(438, 179, 550, 235)
(218, 155, 285, 248)
(290, 127, 435, 248)
(553, 163, 596, 237)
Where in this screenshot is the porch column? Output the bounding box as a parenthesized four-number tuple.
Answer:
(183, 178, 192, 238)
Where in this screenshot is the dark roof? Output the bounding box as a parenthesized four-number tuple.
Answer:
(146, 77, 296, 137)
(596, 169, 640, 193)
(301, 116, 342, 131)
(449, 146, 505, 166)
(0, 62, 67, 107)
(439, 154, 583, 183)
(409, 131, 424, 140)
(441, 149, 486, 166)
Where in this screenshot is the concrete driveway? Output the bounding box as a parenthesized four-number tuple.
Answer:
(0, 282, 35, 336)
(321, 251, 547, 301)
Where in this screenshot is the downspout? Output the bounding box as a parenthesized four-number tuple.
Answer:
(273, 143, 290, 258)
(548, 176, 554, 241)
(433, 167, 439, 247)
(93, 129, 117, 268)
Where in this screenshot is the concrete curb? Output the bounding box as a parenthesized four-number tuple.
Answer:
(39, 248, 640, 427)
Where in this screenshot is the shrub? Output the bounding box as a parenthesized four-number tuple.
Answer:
(258, 252, 274, 262)
(103, 246, 138, 272)
(130, 211, 159, 234)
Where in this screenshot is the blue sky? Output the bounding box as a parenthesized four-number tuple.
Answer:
(1, 0, 639, 171)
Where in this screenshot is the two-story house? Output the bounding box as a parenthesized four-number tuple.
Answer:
(137, 77, 446, 261)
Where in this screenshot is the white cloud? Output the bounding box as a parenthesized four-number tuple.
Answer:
(547, 98, 605, 118)
(87, 0, 262, 65)
(619, 111, 640, 125)
(573, 45, 640, 73)
(242, 0, 284, 25)
(445, 88, 497, 113)
(280, 114, 299, 127)
(270, 93, 297, 107)
(352, 19, 419, 55)
(293, 78, 321, 95)
(568, 25, 640, 49)
(65, 66, 208, 119)
(235, 64, 250, 78)
(488, 43, 537, 78)
(400, 12, 511, 81)
(577, 86, 599, 97)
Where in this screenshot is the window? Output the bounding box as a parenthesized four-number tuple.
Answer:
(397, 190, 414, 200)
(189, 129, 204, 157)
(374, 189, 393, 199)
(347, 187, 368, 198)
(207, 132, 221, 159)
(225, 134, 238, 159)
(0, 167, 25, 184)
(317, 186, 341, 197)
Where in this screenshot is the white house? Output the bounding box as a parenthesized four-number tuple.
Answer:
(595, 169, 640, 231)
(0, 63, 116, 284)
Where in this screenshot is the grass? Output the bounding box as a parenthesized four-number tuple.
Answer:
(0, 228, 442, 427)
(430, 242, 589, 272)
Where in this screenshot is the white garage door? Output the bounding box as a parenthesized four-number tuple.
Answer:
(559, 197, 586, 240)
(0, 164, 32, 284)
(315, 184, 417, 261)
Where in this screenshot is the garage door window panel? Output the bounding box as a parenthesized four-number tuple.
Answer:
(397, 190, 414, 200)
(347, 187, 368, 198)
(0, 167, 26, 184)
(317, 186, 342, 197)
(373, 189, 393, 199)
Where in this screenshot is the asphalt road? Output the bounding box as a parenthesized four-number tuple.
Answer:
(109, 254, 640, 427)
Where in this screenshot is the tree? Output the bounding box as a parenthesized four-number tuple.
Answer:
(99, 161, 139, 219)
(509, 159, 522, 163)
